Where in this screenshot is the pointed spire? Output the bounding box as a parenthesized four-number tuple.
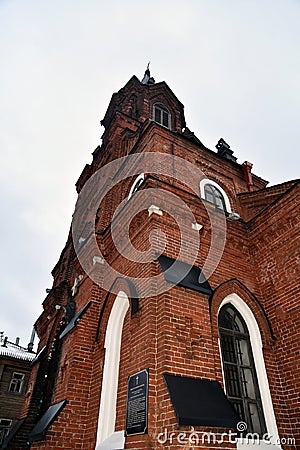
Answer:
(141, 62, 155, 85)
(146, 61, 150, 74)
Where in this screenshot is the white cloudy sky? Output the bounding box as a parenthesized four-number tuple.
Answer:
(1, 0, 299, 348)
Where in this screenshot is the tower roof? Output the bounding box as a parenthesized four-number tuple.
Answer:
(101, 71, 186, 133)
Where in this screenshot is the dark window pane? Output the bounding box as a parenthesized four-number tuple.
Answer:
(224, 364, 241, 397)
(234, 315, 247, 333)
(154, 107, 161, 123)
(248, 402, 262, 435)
(219, 308, 234, 330)
(231, 401, 245, 421)
(240, 368, 256, 399)
(162, 110, 169, 127)
(236, 338, 250, 366)
(220, 335, 236, 363)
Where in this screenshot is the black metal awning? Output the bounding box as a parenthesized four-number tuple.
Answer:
(164, 373, 239, 428)
(59, 301, 92, 339)
(28, 400, 67, 443)
(158, 254, 213, 295)
(31, 345, 46, 366)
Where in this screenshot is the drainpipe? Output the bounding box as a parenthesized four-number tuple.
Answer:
(242, 161, 254, 192)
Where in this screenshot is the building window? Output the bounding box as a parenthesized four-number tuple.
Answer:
(218, 304, 266, 436)
(0, 419, 12, 445)
(200, 178, 232, 213)
(128, 173, 144, 199)
(204, 184, 226, 211)
(153, 103, 171, 129)
(8, 372, 25, 394)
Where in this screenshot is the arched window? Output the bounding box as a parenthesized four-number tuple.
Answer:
(200, 178, 232, 213)
(153, 103, 171, 129)
(204, 184, 226, 211)
(218, 304, 266, 436)
(128, 173, 144, 200)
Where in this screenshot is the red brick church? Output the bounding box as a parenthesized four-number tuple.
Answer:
(6, 68, 299, 449)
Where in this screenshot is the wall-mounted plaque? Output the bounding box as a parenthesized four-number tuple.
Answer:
(125, 368, 148, 436)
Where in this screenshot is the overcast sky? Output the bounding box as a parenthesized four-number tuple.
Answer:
(1, 0, 299, 348)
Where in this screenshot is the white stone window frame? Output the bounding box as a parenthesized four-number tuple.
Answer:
(8, 372, 25, 394)
(153, 103, 171, 129)
(218, 293, 281, 449)
(200, 178, 232, 213)
(96, 291, 129, 449)
(128, 173, 145, 200)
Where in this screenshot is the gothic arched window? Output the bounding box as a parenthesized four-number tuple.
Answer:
(153, 103, 171, 129)
(204, 184, 226, 211)
(218, 304, 267, 436)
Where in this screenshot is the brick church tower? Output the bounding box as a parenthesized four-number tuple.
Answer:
(6, 69, 299, 449)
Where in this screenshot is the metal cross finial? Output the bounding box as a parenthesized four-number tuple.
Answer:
(141, 62, 155, 85)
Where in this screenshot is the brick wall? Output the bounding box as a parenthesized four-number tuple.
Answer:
(19, 75, 299, 449)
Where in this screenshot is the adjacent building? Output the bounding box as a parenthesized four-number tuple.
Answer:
(0, 334, 35, 448)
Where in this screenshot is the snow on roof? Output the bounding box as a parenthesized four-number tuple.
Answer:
(0, 340, 36, 362)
